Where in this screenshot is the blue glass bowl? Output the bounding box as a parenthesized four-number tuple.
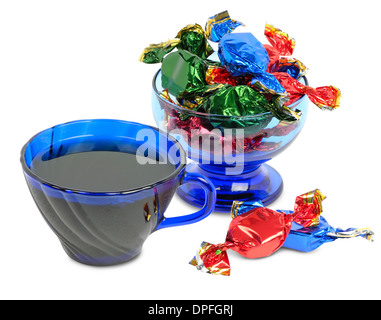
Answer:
(152, 70, 309, 212)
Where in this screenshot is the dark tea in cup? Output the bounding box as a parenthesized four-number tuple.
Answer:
(21, 119, 216, 266)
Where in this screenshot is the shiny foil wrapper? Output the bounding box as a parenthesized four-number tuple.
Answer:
(277, 57, 307, 79)
(190, 190, 323, 275)
(205, 10, 244, 42)
(161, 49, 208, 97)
(191, 189, 374, 275)
(263, 24, 306, 79)
(189, 242, 230, 276)
(273, 72, 341, 110)
(218, 32, 286, 95)
(205, 67, 300, 122)
(141, 12, 341, 136)
(264, 24, 295, 56)
(206, 66, 242, 86)
(139, 39, 181, 64)
(293, 188, 326, 227)
(176, 23, 214, 59)
(280, 211, 374, 252)
(203, 85, 269, 117)
(138, 22, 213, 65)
(234, 190, 374, 252)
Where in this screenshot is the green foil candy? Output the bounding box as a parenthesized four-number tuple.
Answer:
(206, 85, 301, 121)
(204, 85, 268, 116)
(265, 100, 302, 122)
(202, 85, 300, 127)
(161, 49, 208, 97)
(176, 24, 214, 60)
(201, 85, 270, 128)
(139, 39, 181, 64)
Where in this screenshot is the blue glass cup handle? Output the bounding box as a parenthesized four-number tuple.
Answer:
(155, 172, 216, 230)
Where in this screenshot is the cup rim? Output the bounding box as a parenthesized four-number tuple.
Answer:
(152, 69, 309, 120)
(20, 118, 187, 196)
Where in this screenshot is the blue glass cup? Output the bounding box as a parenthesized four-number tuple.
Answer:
(20, 119, 216, 266)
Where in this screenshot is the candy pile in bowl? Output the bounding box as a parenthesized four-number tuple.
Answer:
(140, 10, 341, 155)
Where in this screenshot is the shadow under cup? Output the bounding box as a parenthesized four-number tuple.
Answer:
(21, 119, 216, 266)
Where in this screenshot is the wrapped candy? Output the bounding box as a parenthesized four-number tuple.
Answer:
(205, 65, 243, 86)
(141, 11, 341, 127)
(159, 92, 278, 152)
(263, 23, 306, 79)
(177, 83, 226, 111)
(162, 63, 300, 123)
(218, 32, 286, 95)
(161, 49, 208, 97)
(139, 23, 213, 64)
(218, 33, 269, 76)
(233, 191, 374, 252)
(190, 189, 374, 276)
(273, 72, 341, 109)
(205, 10, 244, 42)
(204, 68, 300, 121)
(203, 85, 271, 118)
(176, 24, 214, 59)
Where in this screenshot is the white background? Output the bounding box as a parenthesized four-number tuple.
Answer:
(1, 0, 380, 300)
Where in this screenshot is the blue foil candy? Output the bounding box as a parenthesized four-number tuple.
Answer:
(218, 33, 285, 94)
(278, 210, 374, 252)
(280, 210, 336, 251)
(278, 64, 302, 80)
(205, 10, 244, 42)
(249, 73, 286, 94)
(218, 33, 269, 75)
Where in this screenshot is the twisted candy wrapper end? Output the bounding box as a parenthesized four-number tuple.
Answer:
(139, 39, 181, 64)
(326, 227, 374, 242)
(264, 23, 295, 56)
(231, 199, 264, 218)
(293, 189, 325, 227)
(273, 72, 341, 110)
(308, 86, 341, 110)
(189, 242, 231, 276)
(205, 10, 244, 42)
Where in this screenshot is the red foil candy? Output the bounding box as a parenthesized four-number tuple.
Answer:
(273, 72, 341, 110)
(263, 24, 307, 80)
(206, 66, 238, 86)
(190, 189, 324, 276)
(293, 188, 326, 227)
(264, 24, 296, 74)
(159, 88, 303, 156)
(206, 65, 253, 87)
(264, 44, 281, 73)
(265, 24, 295, 56)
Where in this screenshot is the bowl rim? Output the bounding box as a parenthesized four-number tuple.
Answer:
(20, 119, 187, 196)
(152, 69, 309, 120)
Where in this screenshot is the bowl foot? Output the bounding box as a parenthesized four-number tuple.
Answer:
(177, 162, 283, 212)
